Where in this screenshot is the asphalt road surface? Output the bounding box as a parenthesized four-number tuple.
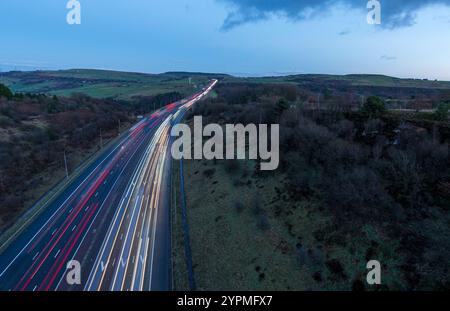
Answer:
(0, 79, 218, 291)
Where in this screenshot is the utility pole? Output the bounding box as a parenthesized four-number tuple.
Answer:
(317, 94, 321, 110)
(100, 129, 103, 148)
(64, 150, 69, 180)
(118, 119, 121, 136)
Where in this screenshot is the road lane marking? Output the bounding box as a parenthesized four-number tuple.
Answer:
(32, 252, 40, 261)
(54, 249, 61, 258)
(54, 121, 153, 290)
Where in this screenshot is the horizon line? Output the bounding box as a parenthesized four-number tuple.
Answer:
(1, 66, 450, 83)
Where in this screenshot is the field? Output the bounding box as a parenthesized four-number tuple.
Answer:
(173, 157, 415, 290)
(0, 69, 225, 100)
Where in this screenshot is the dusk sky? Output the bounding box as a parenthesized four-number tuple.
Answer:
(1, 0, 449, 80)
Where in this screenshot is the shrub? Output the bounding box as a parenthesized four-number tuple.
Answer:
(252, 194, 263, 215)
(234, 201, 244, 213)
(325, 166, 393, 222)
(203, 168, 215, 178)
(332, 120, 355, 140)
(0, 84, 13, 100)
(256, 214, 270, 231)
(274, 98, 289, 117)
(361, 96, 386, 119)
(364, 119, 385, 136)
(46, 127, 60, 141)
(225, 159, 241, 173)
(0, 115, 14, 128)
(1, 194, 22, 211)
(434, 103, 449, 121)
(326, 259, 347, 280)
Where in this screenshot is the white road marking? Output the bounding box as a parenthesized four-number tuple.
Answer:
(32, 252, 40, 261)
(54, 249, 61, 258)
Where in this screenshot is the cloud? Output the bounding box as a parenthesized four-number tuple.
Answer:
(433, 14, 450, 23)
(380, 55, 397, 61)
(218, 0, 450, 30)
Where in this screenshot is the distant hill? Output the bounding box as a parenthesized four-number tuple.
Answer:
(1, 69, 449, 100)
(227, 74, 450, 89)
(0, 69, 225, 100)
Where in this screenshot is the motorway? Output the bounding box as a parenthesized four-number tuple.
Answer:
(0, 79, 218, 291)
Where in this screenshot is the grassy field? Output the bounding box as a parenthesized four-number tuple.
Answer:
(0, 69, 226, 100)
(173, 157, 410, 290)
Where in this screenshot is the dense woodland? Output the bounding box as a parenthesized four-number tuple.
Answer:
(190, 82, 450, 289)
(0, 83, 180, 229)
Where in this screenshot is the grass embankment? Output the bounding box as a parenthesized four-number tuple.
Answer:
(174, 157, 409, 290)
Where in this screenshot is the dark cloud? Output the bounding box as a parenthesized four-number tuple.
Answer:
(218, 0, 450, 30)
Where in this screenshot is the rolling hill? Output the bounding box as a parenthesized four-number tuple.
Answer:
(1, 69, 449, 101)
(0, 69, 227, 100)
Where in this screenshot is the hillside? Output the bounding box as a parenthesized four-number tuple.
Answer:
(173, 81, 450, 291)
(0, 87, 135, 229)
(2, 70, 450, 102)
(226, 74, 450, 89)
(0, 69, 225, 100)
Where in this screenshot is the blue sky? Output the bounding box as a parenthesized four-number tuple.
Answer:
(0, 0, 449, 80)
